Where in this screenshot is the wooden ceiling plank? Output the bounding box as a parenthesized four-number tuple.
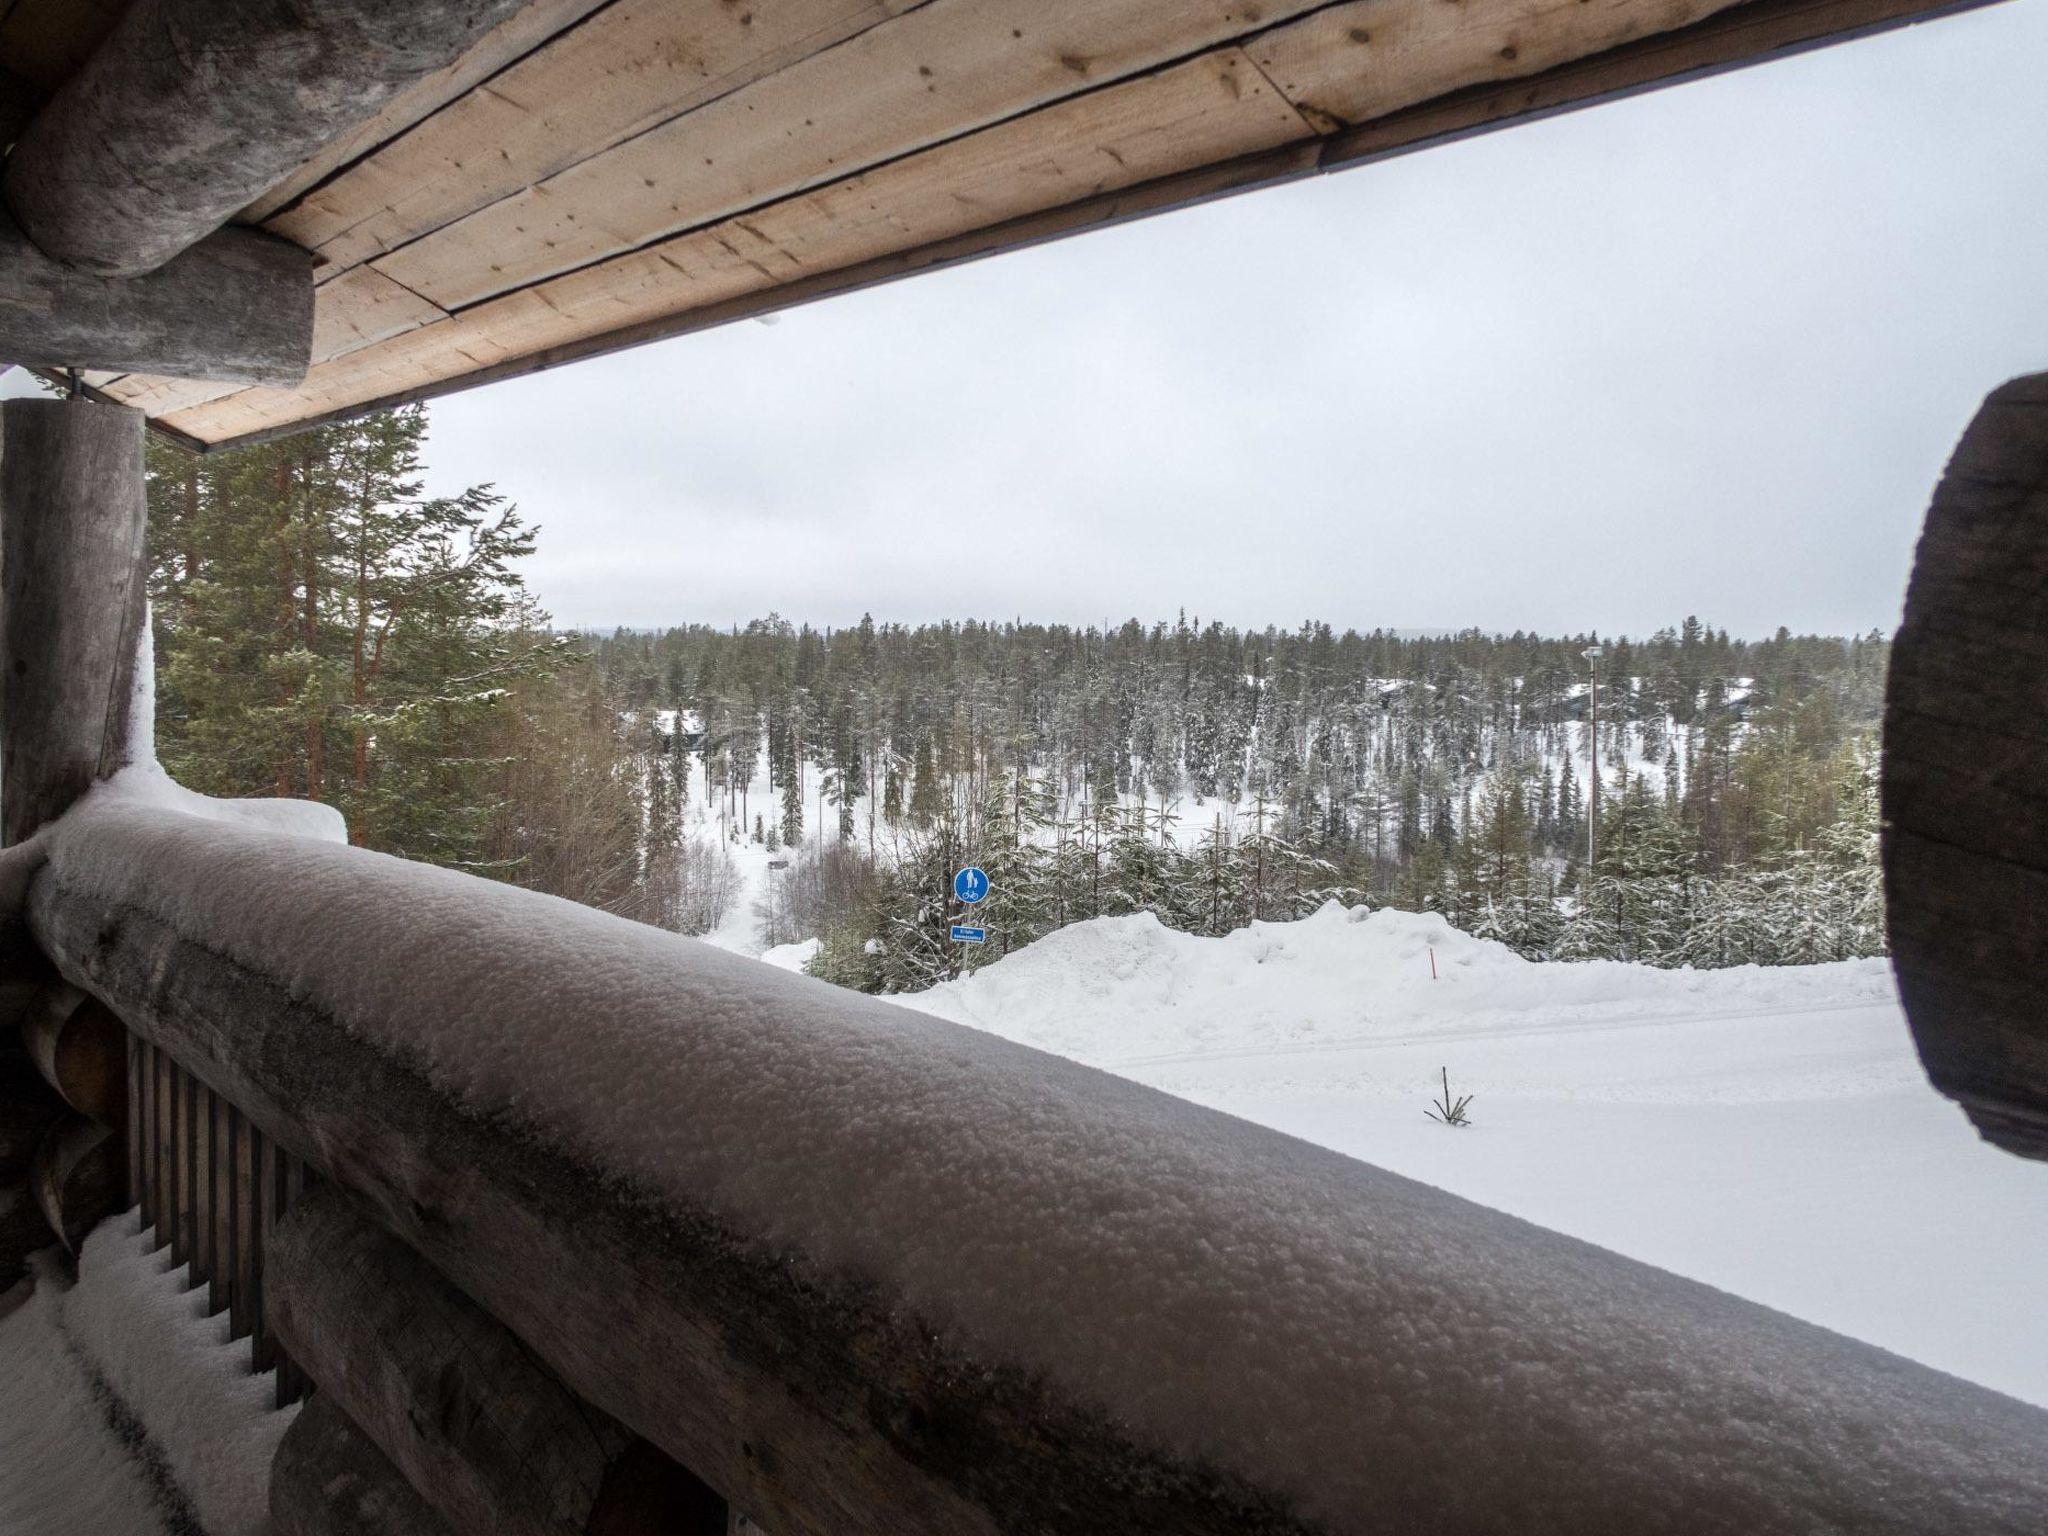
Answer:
(364, 0, 1332, 313)
(239, 0, 617, 227)
(99, 374, 246, 417)
(309, 268, 452, 363)
(267, 0, 926, 274)
(1250, 0, 1747, 126)
(169, 48, 1311, 444)
(156, 0, 1994, 450)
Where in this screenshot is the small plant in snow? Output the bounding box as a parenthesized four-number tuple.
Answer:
(1425, 1067, 1474, 1128)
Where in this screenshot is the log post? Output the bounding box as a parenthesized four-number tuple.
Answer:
(269, 1186, 729, 1536)
(0, 396, 149, 847)
(1883, 370, 2048, 1158)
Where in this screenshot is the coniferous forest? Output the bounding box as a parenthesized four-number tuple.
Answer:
(145, 406, 1889, 995)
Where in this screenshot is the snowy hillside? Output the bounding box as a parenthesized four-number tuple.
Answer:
(901, 906, 2048, 1408)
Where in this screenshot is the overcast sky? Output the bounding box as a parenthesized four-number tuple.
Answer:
(413, 3, 2036, 636)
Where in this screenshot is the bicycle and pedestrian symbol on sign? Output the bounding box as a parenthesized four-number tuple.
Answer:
(952, 865, 990, 943)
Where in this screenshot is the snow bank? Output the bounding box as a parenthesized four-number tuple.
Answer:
(31, 802, 2048, 1533)
(0, 1215, 291, 1536)
(906, 903, 1898, 1063)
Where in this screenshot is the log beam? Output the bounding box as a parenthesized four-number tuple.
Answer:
(273, 1394, 459, 1536)
(270, 1185, 728, 1536)
(0, 397, 148, 847)
(28, 1113, 121, 1252)
(1883, 371, 2048, 1158)
(0, 211, 312, 384)
(21, 983, 127, 1127)
(2, 0, 537, 279)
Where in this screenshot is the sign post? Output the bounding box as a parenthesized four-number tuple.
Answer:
(953, 866, 990, 946)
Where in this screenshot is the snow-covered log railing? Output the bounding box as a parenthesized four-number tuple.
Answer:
(23, 801, 2048, 1536)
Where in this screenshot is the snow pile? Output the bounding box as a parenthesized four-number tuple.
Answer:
(907, 903, 1898, 1064)
(0, 1215, 293, 1536)
(33, 801, 2048, 1532)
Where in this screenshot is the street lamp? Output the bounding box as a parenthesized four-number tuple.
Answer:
(1582, 645, 1604, 887)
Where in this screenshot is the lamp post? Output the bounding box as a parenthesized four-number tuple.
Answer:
(1582, 645, 1604, 891)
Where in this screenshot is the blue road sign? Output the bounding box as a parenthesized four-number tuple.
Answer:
(953, 865, 991, 905)
(950, 924, 988, 945)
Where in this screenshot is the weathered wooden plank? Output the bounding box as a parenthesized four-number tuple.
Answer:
(272, 1186, 728, 1536)
(159, 0, 1989, 450)
(1, 0, 538, 278)
(1317, 0, 1995, 171)
(1883, 370, 2048, 1160)
(22, 985, 127, 1127)
(174, 50, 1310, 442)
(1250, 0, 1745, 131)
(270, 0, 923, 271)
(28, 1113, 122, 1253)
(0, 211, 313, 384)
(170, 137, 1321, 450)
(372, 0, 1324, 310)
(242, 0, 617, 226)
(272, 1393, 460, 1536)
(0, 398, 147, 847)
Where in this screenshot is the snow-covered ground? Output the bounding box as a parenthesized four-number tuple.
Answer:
(901, 904, 2048, 1408)
(0, 1216, 291, 1536)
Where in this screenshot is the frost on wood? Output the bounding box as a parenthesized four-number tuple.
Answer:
(28, 801, 2048, 1533)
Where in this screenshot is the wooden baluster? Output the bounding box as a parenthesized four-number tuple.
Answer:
(233, 1112, 258, 1347)
(252, 1129, 277, 1373)
(152, 1047, 173, 1253)
(275, 1147, 308, 1406)
(177, 1065, 198, 1276)
(210, 1090, 234, 1317)
(125, 1033, 142, 1210)
(191, 1080, 212, 1292)
(138, 1038, 156, 1232)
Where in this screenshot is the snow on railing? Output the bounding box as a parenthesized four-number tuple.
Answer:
(20, 797, 2048, 1535)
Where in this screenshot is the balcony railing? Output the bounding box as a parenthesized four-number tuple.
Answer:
(12, 794, 2048, 1535)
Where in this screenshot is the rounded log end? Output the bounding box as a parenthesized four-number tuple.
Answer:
(1882, 369, 2048, 1158)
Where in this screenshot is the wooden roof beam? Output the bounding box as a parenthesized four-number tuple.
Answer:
(0, 210, 312, 384)
(1, 0, 536, 280)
